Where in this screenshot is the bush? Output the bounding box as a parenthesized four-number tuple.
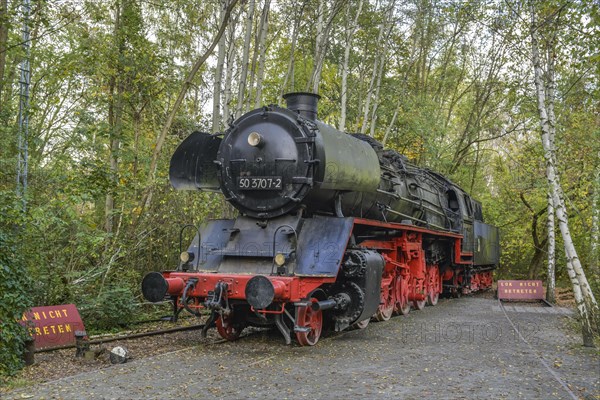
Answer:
(79, 286, 137, 332)
(0, 192, 34, 378)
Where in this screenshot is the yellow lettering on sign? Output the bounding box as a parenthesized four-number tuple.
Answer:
(65, 324, 72, 333)
(49, 311, 55, 318)
(50, 325, 56, 334)
(43, 326, 49, 335)
(62, 309, 68, 317)
(33, 312, 40, 320)
(58, 325, 64, 334)
(35, 327, 41, 335)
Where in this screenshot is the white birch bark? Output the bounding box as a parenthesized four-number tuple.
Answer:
(307, 0, 344, 93)
(223, 12, 237, 127)
(382, 103, 399, 147)
(360, 2, 391, 134)
(544, 45, 556, 304)
(368, 4, 394, 136)
(254, 0, 270, 108)
(339, 0, 363, 132)
(546, 192, 556, 303)
(280, 5, 303, 103)
(212, 2, 227, 133)
(235, 0, 255, 119)
(592, 149, 600, 274)
(369, 45, 387, 136)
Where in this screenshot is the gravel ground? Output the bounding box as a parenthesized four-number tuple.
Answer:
(3, 296, 598, 400)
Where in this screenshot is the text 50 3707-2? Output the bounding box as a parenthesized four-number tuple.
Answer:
(237, 176, 282, 190)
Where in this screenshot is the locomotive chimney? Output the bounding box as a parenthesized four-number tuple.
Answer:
(283, 92, 320, 121)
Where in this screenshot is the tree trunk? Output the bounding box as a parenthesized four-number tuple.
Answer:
(0, 0, 8, 111)
(530, 4, 597, 346)
(254, 0, 270, 108)
(339, 0, 363, 132)
(382, 104, 399, 147)
(222, 11, 237, 127)
(368, 43, 387, 136)
(132, 110, 141, 180)
(307, 0, 344, 94)
(546, 192, 556, 303)
(592, 147, 600, 280)
(235, 0, 254, 119)
(520, 193, 548, 281)
(545, 40, 556, 304)
(360, 3, 391, 134)
(280, 4, 303, 102)
(212, 2, 227, 133)
(106, 1, 125, 235)
(307, 0, 324, 93)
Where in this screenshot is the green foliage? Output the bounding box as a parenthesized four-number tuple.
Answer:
(79, 286, 137, 332)
(0, 192, 34, 378)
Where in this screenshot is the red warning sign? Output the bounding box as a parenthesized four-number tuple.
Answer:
(497, 280, 544, 300)
(21, 304, 85, 350)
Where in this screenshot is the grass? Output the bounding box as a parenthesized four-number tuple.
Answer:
(0, 376, 35, 392)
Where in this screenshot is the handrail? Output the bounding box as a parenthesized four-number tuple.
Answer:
(179, 224, 201, 269)
(271, 224, 298, 276)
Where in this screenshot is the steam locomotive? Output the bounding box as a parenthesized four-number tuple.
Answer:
(142, 93, 499, 346)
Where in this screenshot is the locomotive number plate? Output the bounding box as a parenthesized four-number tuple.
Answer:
(238, 176, 282, 190)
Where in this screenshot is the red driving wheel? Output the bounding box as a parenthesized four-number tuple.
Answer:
(295, 298, 323, 346)
(216, 314, 244, 341)
(394, 275, 410, 316)
(427, 265, 440, 306)
(375, 280, 394, 321)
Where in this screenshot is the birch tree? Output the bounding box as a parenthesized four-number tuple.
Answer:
(360, 1, 394, 134)
(235, 0, 254, 118)
(306, 0, 344, 94)
(592, 148, 600, 280)
(530, 3, 598, 346)
(222, 10, 237, 126)
(254, 0, 270, 108)
(0, 0, 8, 110)
(212, 1, 227, 133)
(105, 0, 128, 235)
(339, 0, 363, 132)
(546, 192, 556, 303)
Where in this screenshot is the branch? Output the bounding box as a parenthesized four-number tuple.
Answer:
(519, 192, 547, 249)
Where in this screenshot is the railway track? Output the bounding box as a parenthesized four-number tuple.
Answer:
(34, 322, 206, 353)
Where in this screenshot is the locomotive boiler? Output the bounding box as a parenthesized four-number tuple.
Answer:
(142, 92, 499, 345)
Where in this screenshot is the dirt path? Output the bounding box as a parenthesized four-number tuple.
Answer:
(4, 297, 598, 400)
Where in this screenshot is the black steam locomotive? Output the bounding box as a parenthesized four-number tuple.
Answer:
(142, 93, 499, 346)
